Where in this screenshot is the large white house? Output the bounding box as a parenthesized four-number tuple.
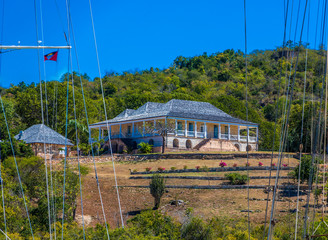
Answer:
(89, 99, 259, 153)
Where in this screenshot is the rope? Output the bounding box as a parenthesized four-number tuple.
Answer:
(243, 1, 251, 239)
(0, 136, 7, 239)
(32, 0, 52, 237)
(87, 0, 124, 230)
(262, 1, 290, 238)
(0, 228, 11, 240)
(294, 9, 310, 239)
(267, 1, 309, 238)
(0, 95, 34, 239)
(65, 1, 86, 237)
(303, 1, 328, 237)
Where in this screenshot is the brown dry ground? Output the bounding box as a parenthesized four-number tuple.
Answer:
(74, 156, 316, 229)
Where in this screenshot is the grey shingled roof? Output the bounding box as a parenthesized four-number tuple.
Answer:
(90, 99, 257, 126)
(15, 124, 74, 146)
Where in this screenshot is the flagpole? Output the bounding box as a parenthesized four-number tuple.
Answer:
(0, 45, 71, 50)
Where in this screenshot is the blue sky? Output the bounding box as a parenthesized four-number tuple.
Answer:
(0, 0, 324, 88)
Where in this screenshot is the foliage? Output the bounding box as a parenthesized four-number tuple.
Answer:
(219, 161, 227, 167)
(150, 174, 165, 209)
(138, 142, 153, 154)
(291, 155, 318, 184)
(0, 139, 34, 160)
(225, 173, 249, 185)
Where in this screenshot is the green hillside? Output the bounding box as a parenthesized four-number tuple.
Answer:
(0, 45, 325, 152)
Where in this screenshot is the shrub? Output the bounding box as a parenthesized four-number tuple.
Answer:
(195, 166, 200, 170)
(245, 162, 250, 167)
(138, 142, 153, 154)
(158, 167, 165, 172)
(150, 174, 165, 209)
(258, 162, 263, 167)
(183, 165, 188, 170)
(133, 169, 138, 173)
(225, 173, 249, 185)
(291, 155, 318, 184)
(219, 161, 227, 167)
(201, 166, 210, 172)
(233, 163, 238, 167)
(171, 167, 176, 171)
(283, 164, 288, 167)
(271, 163, 276, 167)
(145, 167, 152, 172)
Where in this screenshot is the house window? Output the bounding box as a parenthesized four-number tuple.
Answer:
(225, 126, 228, 134)
(127, 126, 131, 134)
(188, 123, 193, 131)
(177, 121, 183, 130)
(200, 125, 204, 132)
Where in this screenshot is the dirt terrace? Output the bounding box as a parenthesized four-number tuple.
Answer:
(75, 156, 315, 229)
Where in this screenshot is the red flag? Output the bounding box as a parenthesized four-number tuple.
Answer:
(44, 51, 58, 61)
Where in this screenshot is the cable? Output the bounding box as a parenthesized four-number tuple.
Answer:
(0, 135, 7, 239)
(0, 95, 34, 239)
(262, 1, 290, 238)
(87, 0, 124, 230)
(268, 1, 309, 238)
(32, 0, 52, 237)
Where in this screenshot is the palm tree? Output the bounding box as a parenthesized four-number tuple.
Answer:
(67, 119, 89, 145)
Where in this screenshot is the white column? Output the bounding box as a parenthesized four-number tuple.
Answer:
(256, 127, 259, 142)
(219, 124, 221, 139)
(194, 121, 197, 138)
(228, 125, 231, 140)
(98, 127, 101, 140)
(101, 129, 104, 138)
(88, 128, 91, 143)
(204, 122, 207, 138)
(154, 120, 156, 136)
(185, 120, 187, 137)
(247, 127, 249, 142)
(238, 125, 240, 141)
(132, 122, 135, 137)
(175, 119, 178, 136)
(143, 121, 145, 136)
(119, 124, 122, 138)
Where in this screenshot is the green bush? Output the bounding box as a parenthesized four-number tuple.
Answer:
(138, 142, 153, 154)
(291, 155, 318, 184)
(225, 173, 249, 185)
(150, 174, 165, 209)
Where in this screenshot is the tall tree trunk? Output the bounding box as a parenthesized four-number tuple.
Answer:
(154, 197, 161, 210)
(162, 136, 165, 154)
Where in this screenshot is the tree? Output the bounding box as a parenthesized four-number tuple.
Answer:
(144, 119, 175, 153)
(291, 155, 318, 184)
(149, 174, 165, 210)
(138, 142, 153, 154)
(67, 120, 89, 145)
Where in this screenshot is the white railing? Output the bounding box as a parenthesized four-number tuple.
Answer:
(197, 132, 205, 138)
(220, 134, 228, 140)
(249, 136, 257, 142)
(240, 136, 247, 142)
(177, 130, 185, 136)
(187, 131, 195, 137)
(230, 134, 238, 141)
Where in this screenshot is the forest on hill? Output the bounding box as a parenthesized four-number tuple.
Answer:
(0, 44, 326, 152)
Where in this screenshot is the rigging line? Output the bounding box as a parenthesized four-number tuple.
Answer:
(38, 0, 49, 126)
(0, 95, 34, 239)
(294, 12, 310, 240)
(0, 0, 5, 77)
(308, 0, 328, 234)
(0, 136, 7, 239)
(87, 0, 124, 229)
(314, 0, 323, 49)
(322, 48, 328, 221)
(268, 1, 309, 238)
(0, 228, 11, 240)
(293, 0, 302, 43)
(60, 52, 70, 240)
(262, 1, 290, 238)
(303, 6, 328, 238)
(66, 2, 86, 237)
(33, 0, 52, 238)
(288, 0, 295, 42)
(243, 1, 251, 239)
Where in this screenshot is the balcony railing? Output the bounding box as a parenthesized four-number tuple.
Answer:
(220, 134, 229, 140)
(176, 130, 185, 136)
(187, 131, 195, 137)
(197, 132, 205, 138)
